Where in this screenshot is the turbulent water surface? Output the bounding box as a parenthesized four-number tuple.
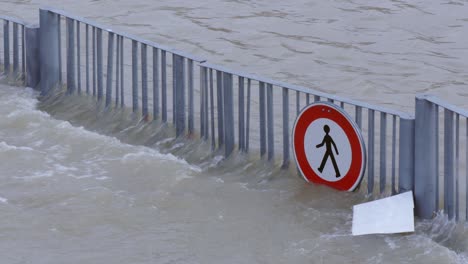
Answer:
(0, 0, 468, 263)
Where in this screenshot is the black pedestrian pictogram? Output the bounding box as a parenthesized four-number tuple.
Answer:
(316, 125, 341, 178)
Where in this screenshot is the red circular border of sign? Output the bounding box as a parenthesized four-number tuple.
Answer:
(293, 102, 366, 191)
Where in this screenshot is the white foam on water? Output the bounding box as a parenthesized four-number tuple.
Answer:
(0, 196, 8, 204)
(0, 141, 35, 152)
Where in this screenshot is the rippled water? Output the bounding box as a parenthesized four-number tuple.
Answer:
(0, 0, 468, 263)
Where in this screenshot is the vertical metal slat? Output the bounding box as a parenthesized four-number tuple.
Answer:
(141, 43, 148, 118)
(105, 32, 114, 107)
(368, 109, 375, 195)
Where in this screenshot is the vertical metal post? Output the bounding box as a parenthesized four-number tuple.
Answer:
(306, 94, 310, 105)
(66, 18, 75, 94)
(435, 105, 440, 211)
(21, 25, 25, 78)
(399, 117, 415, 193)
(173, 54, 185, 137)
(172, 56, 176, 125)
(188, 59, 194, 134)
(25, 26, 40, 89)
(76, 21, 81, 93)
(85, 24, 89, 94)
(282, 87, 290, 168)
(466, 117, 468, 221)
(368, 109, 375, 195)
(105, 32, 114, 107)
(355, 106, 362, 129)
(267, 83, 274, 161)
(217, 71, 224, 147)
(3, 20, 10, 74)
(259, 82, 266, 157)
(391, 115, 397, 195)
(141, 43, 148, 117)
(246, 79, 251, 152)
(115, 35, 120, 105)
(210, 69, 215, 149)
(13, 23, 19, 77)
(200, 67, 206, 139)
(238, 77, 245, 151)
(314, 95, 320, 102)
(120, 37, 124, 107)
(131, 40, 138, 112)
(203, 67, 209, 140)
(296, 91, 300, 115)
(39, 9, 60, 95)
(161, 50, 167, 122)
(414, 96, 438, 219)
(96, 28, 103, 100)
(455, 114, 460, 221)
(153, 48, 159, 118)
(223, 72, 234, 157)
(92, 26, 96, 96)
(380, 112, 387, 194)
(444, 109, 454, 220)
(57, 15, 62, 83)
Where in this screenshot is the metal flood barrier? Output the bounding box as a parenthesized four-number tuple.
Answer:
(0, 8, 467, 222)
(0, 16, 27, 83)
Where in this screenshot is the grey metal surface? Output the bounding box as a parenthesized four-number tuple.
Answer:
(173, 54, 185, 137)
(96, 28, 103, 100)
(131, 40, 138, 112)
(85, 24, 89, 94)
(120, 36, 124, 107)
(444, 109, 454, 219)
(39, 9, 60, 95)
(57, 15, 61, 83)
(153, 48, 159, 118)
(216, 70, 224, 147)
(391, 116, 397, 194)
(380, 112, 387, 194)
(115, 33, 120, 105)
(161, 50, 167, 122)
(12, 23, 19, 76)
(25, 26, 39, 89)
(367, 109, 375, 195)
(455, 114, 460, 221)
(21, 25, 25, 78)
(238, 77, 245, 151)
(66, 18, 75, 94)
(355, 106, 362, 129)
(259, 82, 266, 157)
(76, 21, 81, 93)
(414, 96, 438, 219)
(398, 117, 415, 193)
(223, 72, 234, 157)
(210, 69, 215, 149)
(141, 43, 148, 117)
(282, 88, 289, 168)
(200, 66, 206, 139)
(4, 20, 10, 74)
(246, 79, 251, 152)
(188, 59, 194, 134)
(105, 32, 114, 107)
(92, 26, 96, 96)
(267, 83, 274, 161)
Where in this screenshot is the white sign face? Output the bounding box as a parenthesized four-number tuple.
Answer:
(304, 118, 352, 182)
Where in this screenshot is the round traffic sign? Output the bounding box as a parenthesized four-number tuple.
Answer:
(292, 102, 366, 191)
